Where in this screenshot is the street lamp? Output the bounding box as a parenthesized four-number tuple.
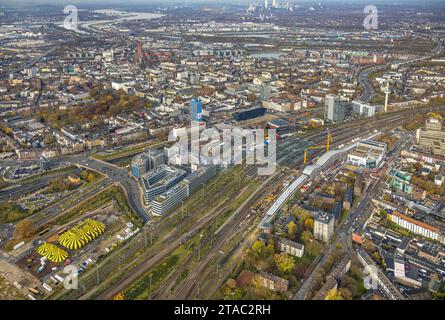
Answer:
(198, 233, 204, 261)
(181, 201, 184, 219)
(148, 273, 153, 299)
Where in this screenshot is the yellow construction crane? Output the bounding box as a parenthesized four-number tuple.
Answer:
(303, 129, 333, 165)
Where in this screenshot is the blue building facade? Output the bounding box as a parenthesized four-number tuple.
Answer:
(190, 98, 203, 121)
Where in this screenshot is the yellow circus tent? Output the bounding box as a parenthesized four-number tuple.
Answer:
(36, 243, 68, 263)
(76, 227, 93, 242)
(59, 228, 87, 250)
(81, 223, 100, 239)
(85, 219, 105, 234)
(59, 219, 106, 250)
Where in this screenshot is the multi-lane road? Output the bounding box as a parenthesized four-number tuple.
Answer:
(356, 38, 443, 103)
(0, 167, 81, 202)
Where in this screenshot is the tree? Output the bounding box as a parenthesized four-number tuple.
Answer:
(274, 253, 295, 275)
(251, 240, 266, 259)
(301, 230, 313, 245)
(43, 134, 55, 145)
(293, 207, 309, 221)
(339, 287, 352, 300)
(247, 93, 257, 102)
(293, 264, 306, 279)
(113, 292, 125, 300)
(250, 240, 273, 262)
(304, 218, 314, 231)
(378, 209, 388, 220)
(226, 279, 237, 290)
(306, 240, 323, 257)
(349, 264, 363, 280)
(341, 275, 360, 298)
(288, 221, 297, 239)
(414, 162, 423, 172)
(326, 287, 343, 300)
(363, 240, 376, 253)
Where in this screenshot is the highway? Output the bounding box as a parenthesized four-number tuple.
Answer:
(356, 38, 443, 103)
(32, 178, 112, 228)
(0, 167, 81, 202)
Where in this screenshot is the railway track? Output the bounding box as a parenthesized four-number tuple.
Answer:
(50, 103, 445, 300)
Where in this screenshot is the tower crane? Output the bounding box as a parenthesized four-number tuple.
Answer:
(303, 129, 333, 165)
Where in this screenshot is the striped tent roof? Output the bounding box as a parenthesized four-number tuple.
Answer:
(81, 223, 101, 239)
(59, 228, 87, 250)
(85, 219, 105, 234)
(36, 243, 68, 263)
(59, 219, 106, 250)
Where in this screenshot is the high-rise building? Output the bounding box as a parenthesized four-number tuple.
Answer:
(134, 41, 143, 64)
(324, 94, 346, 123)
(148, 149, 165, 171)
(26, 67, 37, 78)
(131, 153, 149, 178)
(190, 98, 203, 121)
(416, 117, 445, 156)
(314, 211, 334, 243)
(131, 149, 165, 178)
(38, 156, 50, 172)
(260, 84, 272, 101)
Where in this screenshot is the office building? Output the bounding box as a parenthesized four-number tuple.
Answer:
(386, 168, 413, 194)
(141, 164, 187, 202)
(416, 117, 445, 157)
(183, 164, 217, 195)
(233, 106, 266, 121)
(151, 182, 189, 216)
(131, 149, 165, 178)
(131, 153, 149, 178)
(351, 101, 376, 118)
(150, 165, 216, 216)
(147, 149, 165, 171)
(347, 140, 387, 169)
(314, 211, 335, 243)
(260, 84, 272, 101)
(324, 94, 346, 123)
(190, 98, 203, 121)
(38, 156, 50, 172)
